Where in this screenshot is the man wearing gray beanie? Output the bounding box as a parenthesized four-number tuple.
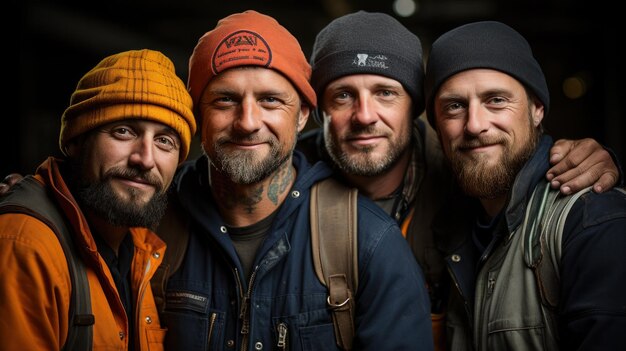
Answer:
(425, 20, 626, 350)
(296, 10, 622, 350)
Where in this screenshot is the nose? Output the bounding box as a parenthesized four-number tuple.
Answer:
(234, 99, 262, 133)
(464, 103, 490, 136)
(352, 94, 378, 126)
(128, 136, 156, 170)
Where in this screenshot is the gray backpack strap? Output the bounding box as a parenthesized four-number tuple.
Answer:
(310, 177, 358, 351)
(0, 176, 94, 351)
(151, 199, 189, 313)
(523, 182, 594, 309)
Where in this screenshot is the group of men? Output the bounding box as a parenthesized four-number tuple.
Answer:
(1, 8, 624, 351)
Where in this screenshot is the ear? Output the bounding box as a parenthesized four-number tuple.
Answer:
(297, 103, 310, 133)
(64, 134, 90, 159)
(65, 140, 80, 158)
(532, 99, 545, 127)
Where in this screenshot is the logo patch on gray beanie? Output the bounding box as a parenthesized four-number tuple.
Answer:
(310, 11, 425, 124)
(353, 54, 389, 69)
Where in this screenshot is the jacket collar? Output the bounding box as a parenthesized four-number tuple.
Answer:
(503, 135, 553, 233)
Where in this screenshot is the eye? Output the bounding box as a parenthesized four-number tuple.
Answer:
(217, 96, 233, 103)
(447, 102, 463, 111)
(488, 96, 507, 105)
(112, 126, 136, 139)
(332, 92, 353, 105)
(376, 89, 399, 102)
(336, 92, 350, 100)
(155, 135, 178, 152)
(259, 96, 284, 108)
(210, 96, 237, 109)
(441, 101, 466, 118)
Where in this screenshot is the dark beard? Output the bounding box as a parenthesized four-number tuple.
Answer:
(72, 166, 168, 230)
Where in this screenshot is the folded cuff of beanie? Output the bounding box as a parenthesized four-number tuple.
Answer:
(311, 50, 424, 124)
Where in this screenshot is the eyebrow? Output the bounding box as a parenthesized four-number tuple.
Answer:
(327, 82, 403, 92)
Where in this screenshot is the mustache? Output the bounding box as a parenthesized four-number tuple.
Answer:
(216, 134, 276, 147)
(457, 135, 506, 149)
(344, 125, 385, 139)
(104, 166, 163, 192)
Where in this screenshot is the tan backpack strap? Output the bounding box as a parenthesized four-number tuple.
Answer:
(151, 200, 189, 313)
(310, 177, 358, 350)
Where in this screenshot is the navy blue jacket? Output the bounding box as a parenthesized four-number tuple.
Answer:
(161, 151, 433, 350)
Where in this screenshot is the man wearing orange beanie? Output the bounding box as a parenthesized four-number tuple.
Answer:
(0, 49, 196, 350)
(156, 10, 433, 350)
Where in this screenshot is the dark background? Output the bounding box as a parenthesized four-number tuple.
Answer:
(7, 0, 624, 178)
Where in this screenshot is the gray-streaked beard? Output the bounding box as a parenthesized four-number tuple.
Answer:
(325, 125, 410, 177)
(210, 136, 293, 184)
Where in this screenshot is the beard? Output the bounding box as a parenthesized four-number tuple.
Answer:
(325, 124, 411, 177)
(72, 165, 168, 230)
(447, 123, 540, 199)
(209, 133, 293, 184)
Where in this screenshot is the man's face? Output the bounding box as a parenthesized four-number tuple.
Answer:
(434, 69, 543, 199)
(321, 74, 413, 176)
(198, 67, 309, 184)
(73, 120, 181, 228)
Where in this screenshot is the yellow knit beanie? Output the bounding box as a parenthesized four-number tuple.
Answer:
(60, 49, 196, 162)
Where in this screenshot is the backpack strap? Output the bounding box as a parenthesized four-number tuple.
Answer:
(151, 198, 190, 313)
(0, 176, 94, 351)
(310, 177, 358, 351)
(523, 181, 594, 309)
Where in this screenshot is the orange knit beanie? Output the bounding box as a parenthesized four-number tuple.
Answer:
(60, 49, 196, 162)
(187, 10, 316, 126)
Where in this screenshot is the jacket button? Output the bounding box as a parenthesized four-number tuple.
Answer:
(145, 316, 153, 324)
(254, 341, 263, 350)
(220, 226, 228, 233)
(152, 252, 160, 259)
(451, 254, 461, 262)
(291, 190, 300, 198)
(226, 339, 235, 348)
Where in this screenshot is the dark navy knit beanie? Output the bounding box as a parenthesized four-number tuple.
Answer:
(310, 11, 424, 124)
(424, 21, 549, 128)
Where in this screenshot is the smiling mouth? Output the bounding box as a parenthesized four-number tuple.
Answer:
(116, 177, 156, 190)
(229, 141, 266, 149)
(346, 135, 384, 146)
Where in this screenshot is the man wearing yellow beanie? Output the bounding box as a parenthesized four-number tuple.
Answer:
(0, 49, 195, 350)
(156, 10, 432, 351)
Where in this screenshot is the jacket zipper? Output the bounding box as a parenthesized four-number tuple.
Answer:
(475, 236, 501, 349)
(237, 266, 259, 351)
(135, 255, 153, 350)
(276, 322, 289, 350)
(446, 264, 473, 331)
(207, 312, 217, 351)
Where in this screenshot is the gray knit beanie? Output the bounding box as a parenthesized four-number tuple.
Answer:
(424, 21, 549, 128)
(310, 11, 424, 124)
